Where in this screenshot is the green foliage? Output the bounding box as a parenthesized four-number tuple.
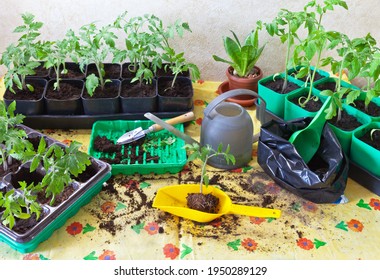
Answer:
(29, 138, 91, 205)
(0, 182, 42, 230)
(43, 30, 81, 91)
(0, 101, 35, 172)
(184, 143, 235, 193)
(292, 0, 348, 107)
(77, 21, 118, 96)
(113, 13, 160, 85)
(212, 23, 265, 78)
(113, 12, 200, 87)
(265, 8, 306, 92)
(0, 13, 44, 93)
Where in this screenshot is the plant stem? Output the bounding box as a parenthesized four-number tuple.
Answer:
(95, 62, 105, 90)
(282, 21, 291, 93)
(0, 148, 8, 172)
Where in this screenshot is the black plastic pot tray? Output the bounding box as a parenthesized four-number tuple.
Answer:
(22, 109, 193, 129)
(255, 99, 380, 196)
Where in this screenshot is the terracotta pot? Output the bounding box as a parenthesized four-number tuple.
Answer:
(224, 66, 263, 105)
(226, 65, 263, 92)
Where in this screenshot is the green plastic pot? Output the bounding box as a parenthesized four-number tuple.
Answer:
(284, 87, 324, 121)
(328, 104, 372, 156)
(258, 72, 303, 119)
(351, 122, 380, 177)
(287, 65, 330, 87)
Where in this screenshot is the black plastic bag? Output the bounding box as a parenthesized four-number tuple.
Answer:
(257, 117, 349, 204)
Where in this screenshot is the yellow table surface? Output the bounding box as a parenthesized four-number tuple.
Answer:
(0, 78, 380, 260)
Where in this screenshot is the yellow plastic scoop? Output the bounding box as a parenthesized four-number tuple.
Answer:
(153, 184, 281, 223)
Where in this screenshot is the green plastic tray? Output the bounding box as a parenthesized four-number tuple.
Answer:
(88, 119, 187, 175)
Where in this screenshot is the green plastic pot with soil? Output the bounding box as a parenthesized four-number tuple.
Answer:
(283, 87, 324, 121)
(257, 72, 303, 119)
(350, 122, 380, 177)
(327, 104, 372, 156)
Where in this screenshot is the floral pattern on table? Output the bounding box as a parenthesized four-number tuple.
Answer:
(1, 81, 380, 260)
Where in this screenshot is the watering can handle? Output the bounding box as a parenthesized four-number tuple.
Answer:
(204, 89, 267, 126)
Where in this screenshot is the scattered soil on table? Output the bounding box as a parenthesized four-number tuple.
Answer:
(358, 130, 380, 151)
(45, 81, 82, 100)
(120, 81, 156, 98)
(262, 78, 300, 94)
(3, 81, 45, 101)
(158, 78, 192, 97)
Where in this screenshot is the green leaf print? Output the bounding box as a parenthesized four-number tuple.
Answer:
(140, 182, 151, 189)
(356, 199, 372, 210)
(83, 251, 98, 260)
(227, 239, 241, 251)
(83, 223, 96, 234)
(115, 202, 127, 211)
(335, 221, 348, 231)
(313, 239, 327, 249)
(131, 222, 145, 234)
(39, 254, 49, 260)
(180, 244, 193, 259)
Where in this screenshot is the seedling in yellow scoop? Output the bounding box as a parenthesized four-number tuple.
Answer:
(153, 184, 281, 223)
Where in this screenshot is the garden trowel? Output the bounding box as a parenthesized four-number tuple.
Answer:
(116, 111, 195, 145)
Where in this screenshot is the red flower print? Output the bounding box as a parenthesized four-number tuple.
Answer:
(369, 198, 380, 210)
(101, 201, 116, 213)
(144, 222, 159, 235)
(193, 99, 205, 106)
(98, 250, 116, 260)
(197, 79, 204, 84)
(123, 179, 139, 190)
(265, 183, 281, 195)
(23, 253, 40, 260)
(347, 219, 364, 232)
(297, 238, 314, 250)
(163, 243, 180, 260)
(231, 168, 242, 173)
(66, 222, 83, 235)
(242, 238, 258, 252)
(302, 201, 318, 213)
(195, 118, 203, 126)
(62, 139, 72, 146)
(250, 217, 266, 225)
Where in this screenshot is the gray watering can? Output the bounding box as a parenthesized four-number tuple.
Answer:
(200, 89, 267, 169)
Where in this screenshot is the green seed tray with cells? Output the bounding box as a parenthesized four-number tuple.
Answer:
(88, 120, 188, 175)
